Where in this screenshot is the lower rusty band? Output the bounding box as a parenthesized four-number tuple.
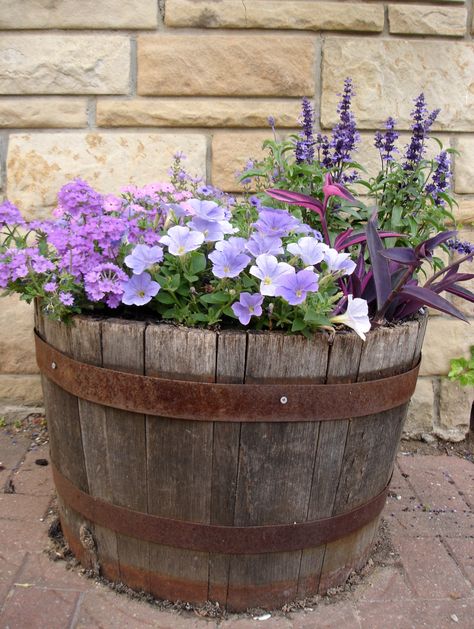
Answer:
(53, 464, 389, 554)
(35, 332, 419, 422)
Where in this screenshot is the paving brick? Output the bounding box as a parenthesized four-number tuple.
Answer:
(0, 518, 46, 556)
(433, 456, 474, 510)
(386, 506, 473, 539)
(74, 589, 217, 628)
(0, 553, 26, 609)
(397, 455, 471, 511)
(392, 536, 472, 599)
(443, 538, 474, 587)
(0, 586, 80, 629)
(15, 551, 90, 593)
(0, 431, 31, 474)
(0, 492, 53, 522)
(11, 445, 53, 497)
(354, 566, 415, 603)
(356, 598, 474, 629)
(289, 603, 360, 628)
(221, 617, 292, 629)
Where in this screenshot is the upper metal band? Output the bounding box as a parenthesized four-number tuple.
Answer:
(35, 331, 419, 423)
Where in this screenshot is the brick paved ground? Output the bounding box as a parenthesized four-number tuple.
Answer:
(0, 427, 473, 629)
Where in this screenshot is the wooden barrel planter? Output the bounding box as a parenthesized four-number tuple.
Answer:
(34, 304, 426, 612)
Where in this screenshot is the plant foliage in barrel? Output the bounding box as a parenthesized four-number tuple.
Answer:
(1, 81, 473, 610)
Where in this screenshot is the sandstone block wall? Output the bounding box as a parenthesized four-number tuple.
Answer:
(0, 0, 472, 439)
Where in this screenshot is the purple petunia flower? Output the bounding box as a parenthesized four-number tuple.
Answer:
(245, 233, 284, 257)
(231, 292, 264, 325)
(324, 249, 356, 275)
(185, 198, 227, 222)
(160, 225, 204, 256)
(124, 244, 163, 275)
(121, 272, 160, 306)
(253, 208, 301, 238)
(277, 268, 319, 305)
(249, 254, 293, 296)
(188, 217, 236, 242)
(208, 247, 251, 279)
(287, 237, 328, 266)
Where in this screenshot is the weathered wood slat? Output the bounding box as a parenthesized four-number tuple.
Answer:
(36, 310, 95, 569)
(145, 324, 216, 603)
(208, 330, 247, 604)
(318, 320, 424, 593)
(226, 332, 329, 611)
(297, 331, 364, 597)
(69, 316, 119, 579)
(101, 318, 149, 591)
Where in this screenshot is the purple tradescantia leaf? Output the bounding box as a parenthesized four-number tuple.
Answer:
(416, 230, 457, 258)
(432, 273, 474, 292)
(266, 189, 325, 220)
(399, 285, 468, 321)
(379, 247, 419, 265)
(366, 214, 391, 310)
(335, 230, 404, 251)
(443, 283, 474, 303)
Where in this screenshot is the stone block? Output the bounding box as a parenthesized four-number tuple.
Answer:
(453, 198, 474, 225)
(436, 379, 473, 442)
(0, 0, 157, 29)
(455, 137, 474, 193)
(0, 98, 87, 128)
(389, 5, 467, 37)
(211, 131, 273, 192)
(0, 295, 37, 374)
(321, 39, 474, 131)
(420, 317, 474, 376)
(0, 35, 130, 95)
(404, 377, 434, 437)
(137, 34, 315, 96)
(97, 98, 302, 128)
(6, 132, 207, 220)
(0, 375, 43, 406)
(165, 0, 384, 32)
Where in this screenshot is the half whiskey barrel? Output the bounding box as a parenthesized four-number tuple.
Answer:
(34, 304, 426, 611)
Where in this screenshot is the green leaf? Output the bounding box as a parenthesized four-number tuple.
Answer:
(189, 252, 207, 275)
(184, 274, 199, 283)
(155, 291, 175, 305)
(291, 318, 306, 332)
(199, 291, 229, 304)
(303, 309, 331, 327)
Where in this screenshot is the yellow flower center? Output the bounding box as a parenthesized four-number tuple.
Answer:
(263, 276, 272, 285)
(138, 290, 145, 297)
(178, 246, 185, 255)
